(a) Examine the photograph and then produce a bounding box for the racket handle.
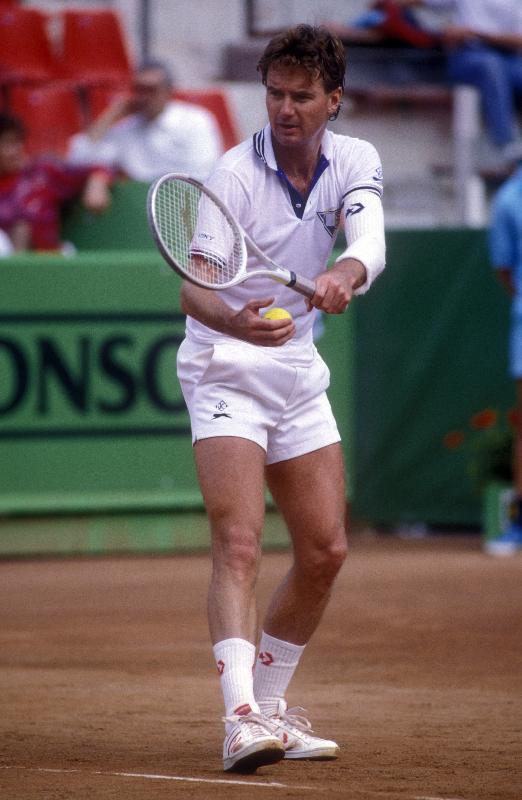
[287,271,315,298]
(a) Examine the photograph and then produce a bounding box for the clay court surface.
[1,531,521,800]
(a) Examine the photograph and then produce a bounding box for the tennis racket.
[147,173,316,298]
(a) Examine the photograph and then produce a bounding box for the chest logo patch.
[316,206,342,237]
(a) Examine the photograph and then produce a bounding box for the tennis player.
[176,24,386,772]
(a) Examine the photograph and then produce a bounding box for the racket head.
[147,173,247,290]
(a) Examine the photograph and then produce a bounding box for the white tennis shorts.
[177,337,341,465]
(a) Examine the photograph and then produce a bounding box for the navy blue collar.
[276,153,329,219]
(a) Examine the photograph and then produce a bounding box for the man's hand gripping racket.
[147,173,315,298]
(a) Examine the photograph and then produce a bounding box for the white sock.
[212,638,260,721]
[253,631,305,717]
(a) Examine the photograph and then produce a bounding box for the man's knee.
[297,526,348,588]
[212,521,262,582]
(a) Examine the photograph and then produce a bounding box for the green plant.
[467,428,512,493]
[443,406,514,494]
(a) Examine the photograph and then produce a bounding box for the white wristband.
[335,234,385,294]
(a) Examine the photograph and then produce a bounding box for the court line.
[0,765,316,790]
[414,795,469,800]
[0,767,472,797]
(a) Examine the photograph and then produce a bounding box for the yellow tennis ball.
[264,307,292,320]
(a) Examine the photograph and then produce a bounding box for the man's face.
[0,131,25,175]
[265,64,341,149]
[131,68,171,120]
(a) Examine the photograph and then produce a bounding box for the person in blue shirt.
[489,144,522,554]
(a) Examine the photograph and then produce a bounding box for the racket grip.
[287,271,315,298]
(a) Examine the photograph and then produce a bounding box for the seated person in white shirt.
[68,61,223,182]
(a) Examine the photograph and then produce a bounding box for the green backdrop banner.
[0,253,198,513]
[0,251,352,516]
[352,228,512,528]
[0,228,512,529]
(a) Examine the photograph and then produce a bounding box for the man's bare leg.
[194,436,267,645]
[194,436,285,772]
[252,443,347,759]
[264,442,348,644]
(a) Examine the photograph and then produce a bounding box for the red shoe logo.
[234,703,252,716]
[258,651,274,666]
[216,659,225,675]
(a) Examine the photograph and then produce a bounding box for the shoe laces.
[276,700,314,734]
[223,710,274,737]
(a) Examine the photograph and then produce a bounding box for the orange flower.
[443,430,465,449]
[470,409,497,430]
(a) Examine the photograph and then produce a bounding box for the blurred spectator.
[400,1,522,160]
[68,61,223,182]
[0,113,112,254]
[324,1,439,48]
[488,142,522,554]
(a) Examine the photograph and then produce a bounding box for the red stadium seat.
[9,83,85,157]
[173,89,241,151]
[0,83,7,112]
[0,7,57,84]
[58,9,132,87]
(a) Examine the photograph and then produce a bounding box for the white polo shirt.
[68,100,223,182]
[185,123,385,352]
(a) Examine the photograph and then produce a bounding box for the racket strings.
[155,180,243,287]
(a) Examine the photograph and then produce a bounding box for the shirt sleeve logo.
[345,201,365,217]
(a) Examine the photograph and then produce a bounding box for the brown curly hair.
[257,24,346,94]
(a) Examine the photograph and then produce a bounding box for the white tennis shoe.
[263,700,340,760]
[222,708,285,773]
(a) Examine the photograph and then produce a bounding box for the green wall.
[62,181,153,251]
[0,253,197,514]
[352,228,512,528]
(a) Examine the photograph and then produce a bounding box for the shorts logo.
[258,651,274,667]
[212,399,231,420]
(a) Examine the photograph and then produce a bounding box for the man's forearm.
[86,96,131,142]
[180,280,235,334]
